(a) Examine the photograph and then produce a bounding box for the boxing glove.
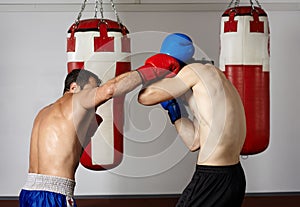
[136,53,181,84]
[160,99,188,124]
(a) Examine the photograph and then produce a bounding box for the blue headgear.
[160,33,195,63]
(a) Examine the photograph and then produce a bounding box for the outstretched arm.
[80,53,182,109]
[76,71,142,109]
[107,71,142,97]
[107,53,181,99]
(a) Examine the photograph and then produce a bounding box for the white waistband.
[23,173,76,197]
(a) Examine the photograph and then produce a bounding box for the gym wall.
[0,0,299,199]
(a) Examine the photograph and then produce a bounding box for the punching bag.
[66,1,131,170]
[219,1,270,155]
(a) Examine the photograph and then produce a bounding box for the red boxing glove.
[136,53,180,84]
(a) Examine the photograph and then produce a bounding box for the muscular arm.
[79,71,142,109]
[138,64,201,151]
[106,71,142,98]
[79,53,183,109]
[138,65,198,105]
[175,117,200,152]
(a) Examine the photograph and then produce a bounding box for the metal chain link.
[75,0,123,26]
[234,0,240,8]
[75,0,88,25]
[100,0,104,19]
[227,0,240,9]
[110,0,122,25]
[228,0,235,8]
[94,0,99,18]
[250,0,255,10]
[228,0,262,9]
[250,0,262,13]
[254,0,262,8]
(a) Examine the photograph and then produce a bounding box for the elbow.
[97,83,114,104]
[138,93,151,106]
[105,89,113,101]
[138,88,157,106]
[105,83,115,100]
[189,143,200,152]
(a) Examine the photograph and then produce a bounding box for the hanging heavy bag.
[67,0,131,170]
[219,0,270,155]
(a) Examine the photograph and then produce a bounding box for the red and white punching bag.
[219,2,270,155]
[66,3,131,170]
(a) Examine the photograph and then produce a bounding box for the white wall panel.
[0,0,136,3]
[0,0,300,3]
[0,2,299,197]
[141,0,300,3]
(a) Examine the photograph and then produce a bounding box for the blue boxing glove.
[160,99,188,124]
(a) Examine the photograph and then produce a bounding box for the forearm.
[138,77,190,106]
[175,117,200,151]
[108,71,143,97]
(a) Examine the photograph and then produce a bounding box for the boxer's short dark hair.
[63,69,101,94]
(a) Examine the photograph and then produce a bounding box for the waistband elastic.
[195,162,242,173]
[22,173,76,197]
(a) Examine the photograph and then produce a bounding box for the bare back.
[186,63,246,165]
[29,93,94,180]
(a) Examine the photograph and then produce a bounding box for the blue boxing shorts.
[176,162,246,207]
[19,173,76,207]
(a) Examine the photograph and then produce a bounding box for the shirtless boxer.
[19,60,181,206]
[138,63,247,207]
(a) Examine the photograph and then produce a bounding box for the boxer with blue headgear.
[160,33,195,64]
[136,33,195,124]
[136,33,195,84]
[154,33,195,124]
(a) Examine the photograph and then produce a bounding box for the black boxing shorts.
[176,162,246,207]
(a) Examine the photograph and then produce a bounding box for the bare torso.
[185,63,246,165]
[29,93,94,180]
[27,71,144,181]
[138,63,246,166]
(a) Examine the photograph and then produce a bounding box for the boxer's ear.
[69,82,80,93]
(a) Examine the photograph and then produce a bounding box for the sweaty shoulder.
[35,104,53,119]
